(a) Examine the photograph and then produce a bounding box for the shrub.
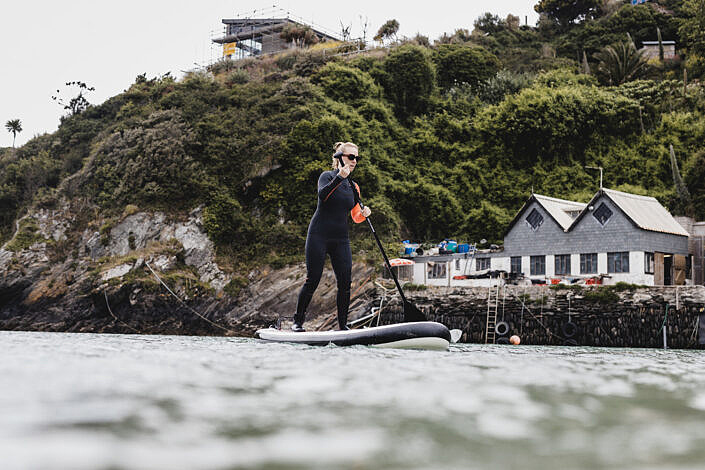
[122,204,139,218]
[5,218,44,252]
[475,70,534,104]
[475,84,641,165]
[202,192,246,244]
[433,44,500,91]
[87,110,204,209]
[224,276,248,297]
[382,45,435,120]
[225,69,250,86]
[311,63,379,103]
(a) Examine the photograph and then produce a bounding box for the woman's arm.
[318,171,344,201]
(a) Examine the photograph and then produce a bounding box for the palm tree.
[593,39,649,86]
[5,119,22,147]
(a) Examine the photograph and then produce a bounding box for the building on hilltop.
[212,17,339,59]
[406,188,702,287]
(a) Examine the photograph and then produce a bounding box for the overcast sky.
[0,1,539,147]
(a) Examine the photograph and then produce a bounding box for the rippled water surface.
[2,331,705,469]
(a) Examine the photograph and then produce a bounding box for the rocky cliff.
[0,201,376,336]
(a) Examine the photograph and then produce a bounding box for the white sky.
[0,1,538,147]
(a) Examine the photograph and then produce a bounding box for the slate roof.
[506,189,689,237]
[568,188,690,237]
[533,194,587,231]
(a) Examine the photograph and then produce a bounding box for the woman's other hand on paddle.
[362,206,371,218]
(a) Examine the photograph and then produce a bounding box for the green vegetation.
[5,218,46,252]
[583,287,621,304]
[2,1,705,280]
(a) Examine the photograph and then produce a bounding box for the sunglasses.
[343,154,361,161]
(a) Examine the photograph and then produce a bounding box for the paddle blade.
[403,301,426,322]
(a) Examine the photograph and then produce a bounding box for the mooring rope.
[145,261,235,334]
[103,290,142,334]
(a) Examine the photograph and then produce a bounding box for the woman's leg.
[295,233,327,326]
[329,238,352,330]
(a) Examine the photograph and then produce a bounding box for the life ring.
[564,338,578,346]
[496,337,510,345]
[495,321,510,336]
[562,321,577,338]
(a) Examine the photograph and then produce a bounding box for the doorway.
[664,254,673,285]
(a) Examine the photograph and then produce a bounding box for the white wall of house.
[597,252,608,274]
[409,250,667,287]
[601,250,654,286]
[493,257,510,272]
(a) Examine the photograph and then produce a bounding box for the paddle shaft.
[365,216,411,305]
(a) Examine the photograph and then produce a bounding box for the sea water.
[1,330,705,469]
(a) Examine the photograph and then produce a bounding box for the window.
[644,252,654,274]
[510,256,522,274]
[427,261,446,279]
[593,202,613,226]
[526,209,544,230]
[530,255,545,275]
[555,254,571,275]
[607,252,630,273]
[580,253,598,274]
[476,258,491,271]
[455,259,461,270]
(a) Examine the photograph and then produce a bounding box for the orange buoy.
[509,335,521,345]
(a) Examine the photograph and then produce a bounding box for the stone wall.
[378,285,705,349]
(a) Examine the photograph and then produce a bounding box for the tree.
[473,12,506,34]
[4,119,22,147]
[593,39,649,85]
[374,19,399,44]
[679,0,705,77]
[51,81,95,117]
[679,0,705,56]
[685,149,705,219]
[534,0,603,28]
[433,44,500,90]
[382,45,435,120]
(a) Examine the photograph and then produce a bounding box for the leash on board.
[104,290,142,334]
[145,261,235,335]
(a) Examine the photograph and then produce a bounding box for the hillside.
[1,0,705,333]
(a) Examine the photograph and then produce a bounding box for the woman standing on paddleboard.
[293,141,371,332]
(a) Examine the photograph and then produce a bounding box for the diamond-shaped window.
[526,208,544,230]
[593,202,613,225]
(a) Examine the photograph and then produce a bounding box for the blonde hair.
[331,141,359,169]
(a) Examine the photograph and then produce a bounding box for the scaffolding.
[211,5,342,60]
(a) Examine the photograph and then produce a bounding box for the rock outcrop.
[0,201,377,336]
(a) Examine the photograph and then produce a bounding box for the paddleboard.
[256,321,453,350]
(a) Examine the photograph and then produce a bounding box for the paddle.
[335,152,426,322]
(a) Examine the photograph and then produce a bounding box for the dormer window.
[593,202,613,226]
[526,208,544,231]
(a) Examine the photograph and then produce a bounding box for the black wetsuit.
[295,170,359,329]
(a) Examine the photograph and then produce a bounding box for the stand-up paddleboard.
[256,321,455,350]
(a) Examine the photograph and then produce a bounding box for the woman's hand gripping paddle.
[335,152,426,323]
